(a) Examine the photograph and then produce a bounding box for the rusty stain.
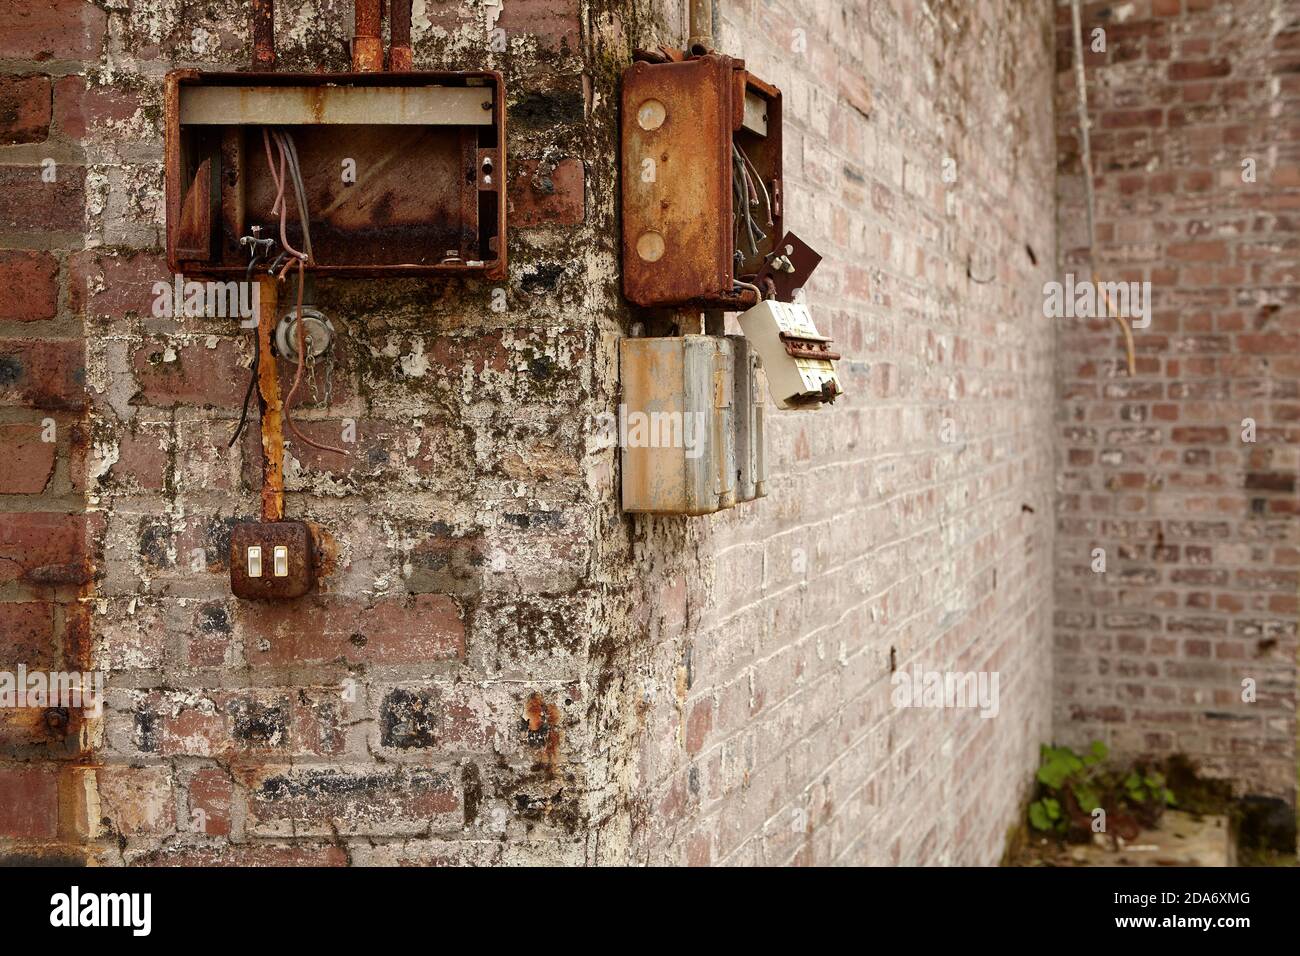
[523,692,562,771]
[251,0,276,70]
[352,0,383,72]
[255,275,284,522]
[390,0,413,71]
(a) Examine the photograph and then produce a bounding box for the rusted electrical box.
[164,70,506,277]
[620,336,737,515]
[621,54,781,309]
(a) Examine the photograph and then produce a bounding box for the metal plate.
[179,85,493,125]
[621,56,734,308]
[230,520,315,601]
[620,336,735,515]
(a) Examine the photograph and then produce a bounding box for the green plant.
[1028,741,1109,837]
[1122,766,1175,828]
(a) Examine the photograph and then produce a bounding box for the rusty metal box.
[728,334,767,503]
[620,335,735,515]
[165,70,506,278]
[621,54,782,309]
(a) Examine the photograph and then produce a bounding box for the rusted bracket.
[779,332,841,362]
[254,275,285,522]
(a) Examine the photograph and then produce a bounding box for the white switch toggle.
[247,545,263,578]
[273,545,289,577]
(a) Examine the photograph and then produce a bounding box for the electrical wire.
[1070,0,1136,377]
[229,252,265,448]
[260,127,346,457]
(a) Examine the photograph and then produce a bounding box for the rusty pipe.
[252,0,275,70]
[352,0,384,72]
[687,0,714,55]
[390,0,412,70]
[255,275,285,522]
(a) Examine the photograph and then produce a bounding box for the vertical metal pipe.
[255,276,285,522]
[352,0,384,72]
[390,0,413,70]
[687,0,714,55]
[252,0,276,70]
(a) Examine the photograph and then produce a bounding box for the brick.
[0,511,86,586]
[0,251,59,321]
[0,602,56,666]
[248,767,459,836]
[96,765,175,836]
[0,422,57,493]
[241,594,465,667]
[131,337,249,409]
[188,768,233,836]
[0,339,85,410]
[52,75,139,141]
[0,0,108,61]
[508,158,586,227]
[495,0,581,51]
[0,767,58,838]
[1168,59,1231,81]
[0,75,51,145]
[0,165,85,234]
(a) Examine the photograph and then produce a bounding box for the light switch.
[247,545,263,578]
[273,545,289,577]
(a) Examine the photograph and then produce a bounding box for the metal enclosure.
[621,54,782,309]
[729,335,768,503]
[620,336,736,515]
[164,70,506,278]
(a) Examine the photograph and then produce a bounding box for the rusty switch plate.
[230,520,315,600]
[621,55,782,309]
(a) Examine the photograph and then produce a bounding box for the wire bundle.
[238,127,346,456]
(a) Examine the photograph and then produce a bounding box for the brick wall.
[1,0,1058,866]
[1053,0,1299,804]
[607,0,1059,865]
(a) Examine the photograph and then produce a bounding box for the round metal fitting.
[274,307,334,364]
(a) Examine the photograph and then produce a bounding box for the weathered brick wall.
[1053,0,1298,804]
[607,0,1059,865]
[0,0,1058,866]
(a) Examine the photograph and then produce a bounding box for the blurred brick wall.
[1053,0,1298,804]
[0,0,1058,866]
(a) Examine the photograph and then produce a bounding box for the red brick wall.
[0,0,101,860]
[1053,0,1299,804]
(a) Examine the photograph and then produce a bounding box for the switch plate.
[229,520,315,600]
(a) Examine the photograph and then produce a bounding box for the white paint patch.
[399,339,431,378]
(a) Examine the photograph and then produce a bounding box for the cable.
[259,127,345,457]
[229,253,265,448]
[1070,0,1135,376]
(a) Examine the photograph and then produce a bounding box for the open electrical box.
[621,52,782,309]
[164,70,507,278]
